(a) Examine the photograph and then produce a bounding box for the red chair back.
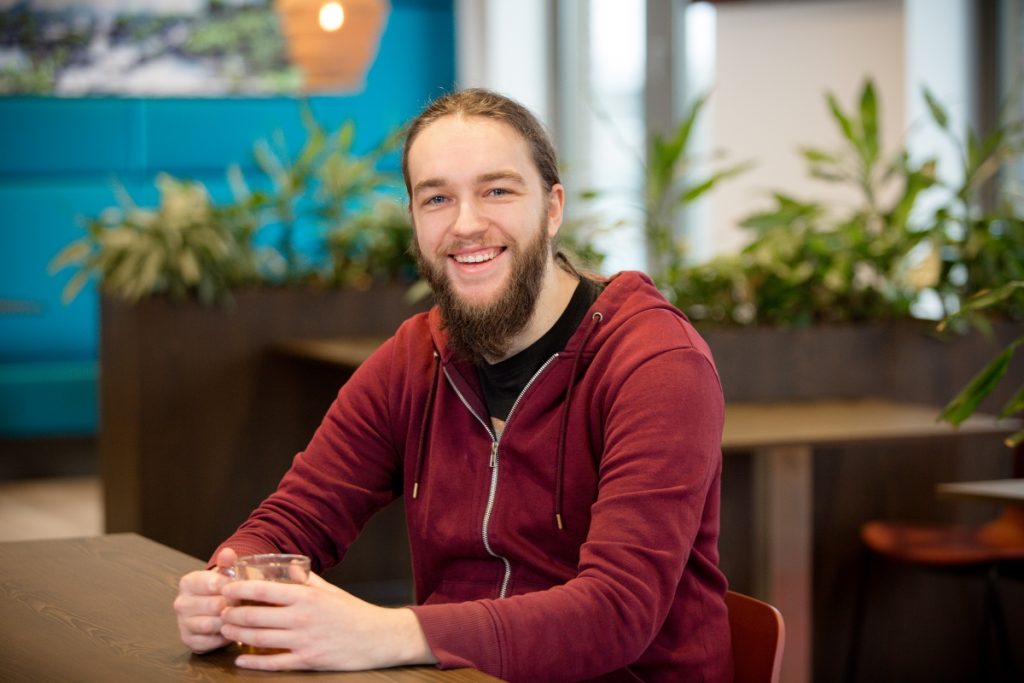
[725,590,785,683]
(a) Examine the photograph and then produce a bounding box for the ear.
[546,184,565,238]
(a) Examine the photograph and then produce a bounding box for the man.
[174,88,731,682]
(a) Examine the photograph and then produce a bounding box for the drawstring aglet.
[412,482,419,499]
[555,512,564,530]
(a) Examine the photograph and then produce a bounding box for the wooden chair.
[725,590,785,683]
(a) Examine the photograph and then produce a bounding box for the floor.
[0,476,103,542]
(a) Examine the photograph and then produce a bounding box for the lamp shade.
[275,0,390,92]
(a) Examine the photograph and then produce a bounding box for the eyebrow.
[412,170,528,196]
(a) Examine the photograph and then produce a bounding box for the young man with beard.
[174,89,731,682]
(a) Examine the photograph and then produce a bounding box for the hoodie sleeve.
[211,336,403,571]
[409,340,727,681]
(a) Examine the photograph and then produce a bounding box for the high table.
[721,400,1019,683]
[276,338,1021,683]
[0,533,499,682]
[937,478,1024,504]
[936,478,1024,549]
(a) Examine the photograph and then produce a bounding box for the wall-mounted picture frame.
[0,0,389,96]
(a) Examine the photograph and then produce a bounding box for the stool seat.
[861,511,1024,567]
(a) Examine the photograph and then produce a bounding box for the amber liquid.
[237,600,289,655]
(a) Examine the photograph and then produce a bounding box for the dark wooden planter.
[701,319,1024,407]
[100,285,428,603]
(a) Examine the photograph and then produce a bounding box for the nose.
[452,199,487,240]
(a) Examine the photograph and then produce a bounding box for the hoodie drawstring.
[412,350,440,500]
[554,310,603,531]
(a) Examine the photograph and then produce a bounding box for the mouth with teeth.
[450,247,505,265]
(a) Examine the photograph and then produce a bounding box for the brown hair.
[401,88,561,195]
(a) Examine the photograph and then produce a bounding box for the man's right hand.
[173,547,238,653]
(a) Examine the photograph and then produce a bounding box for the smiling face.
[406,114,565,361]
[407,114,564,310]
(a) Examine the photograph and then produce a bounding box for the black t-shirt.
[477,277,601,421]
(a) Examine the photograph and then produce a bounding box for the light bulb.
[319,1,344,32]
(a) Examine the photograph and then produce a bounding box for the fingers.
[175,568,232,653]
[214,547,238,571]
[177,610,230,654]
[174,593,227,618]
[181,631,231,655]
[221,578,302,606]
[235,651,303,671]
[183,613,225,637]
[304,571,333,590]
[179,569,231,597]
[221,603,294,630]
[220,623,292,655]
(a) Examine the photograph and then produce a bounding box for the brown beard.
[413,214,551,364]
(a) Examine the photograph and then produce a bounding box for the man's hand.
[173,547,238,653]
[219,572,436,671]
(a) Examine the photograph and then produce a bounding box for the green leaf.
[922,88,949,129]
[1007,428,1024,448]
[998,382,1024,420]
[677,162,752,205]
[940,342,1017,425]
[966,128,981,170]
[859,80,879,164]
[61,270,92,305]
[799,147,839,164]
[959,282,1024,316]
[827,92,856,145]
[810,169,847,183]
[49,241,91,273]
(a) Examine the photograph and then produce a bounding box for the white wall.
[455,0,552,126]
[709,0,905,255]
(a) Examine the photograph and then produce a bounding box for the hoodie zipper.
[443,353,560,599]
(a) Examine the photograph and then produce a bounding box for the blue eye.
[489,188,509,197]
[426,195,446,205]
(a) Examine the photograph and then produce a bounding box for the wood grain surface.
[0,534,498,682]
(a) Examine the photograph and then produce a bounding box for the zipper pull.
[490,441,498,468]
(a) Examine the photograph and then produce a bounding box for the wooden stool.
[845,509,1024,682]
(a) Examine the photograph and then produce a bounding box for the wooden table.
[722,400,1019,683]
[0,534,498,682]
[275,337,389,369]
[937,478,1024,504]
[937,478,1024,551]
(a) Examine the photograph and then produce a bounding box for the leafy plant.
[50,174,262,305]
[327,198,417,289]
[644,95,750,295]
[51,109,417,305]
[938,281,1024,447]
[669,79,1024,328]
[920,91,1024,320]
[235,107,405,282]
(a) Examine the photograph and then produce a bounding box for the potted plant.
[652,81,1024,407]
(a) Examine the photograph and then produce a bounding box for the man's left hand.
[219,572,436,671]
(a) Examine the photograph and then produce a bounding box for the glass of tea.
[226,553,311,655]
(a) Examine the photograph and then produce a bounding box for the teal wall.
[0,0,455,436]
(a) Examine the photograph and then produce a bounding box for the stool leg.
[984,566,1017,683]
[844,547,873,683]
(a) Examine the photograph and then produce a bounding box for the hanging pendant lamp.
[275,0,390,93]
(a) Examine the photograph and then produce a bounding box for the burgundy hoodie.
[216,271,732,682]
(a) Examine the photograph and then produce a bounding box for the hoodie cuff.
[408,601,504,677]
